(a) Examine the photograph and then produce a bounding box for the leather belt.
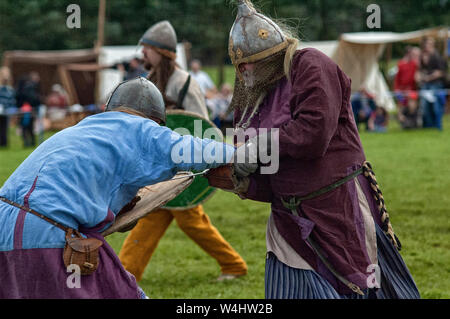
[280,168,365,296]
[0,196,69,232]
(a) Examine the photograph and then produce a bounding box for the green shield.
[163,110,222,210]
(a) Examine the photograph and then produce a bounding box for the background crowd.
[0,37,448,149]
[351,36,448,133]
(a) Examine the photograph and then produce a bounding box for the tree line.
[0,0,448,66]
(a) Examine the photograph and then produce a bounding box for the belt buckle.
[281,196,301,216]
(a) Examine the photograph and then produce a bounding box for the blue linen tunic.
[0,111,234,251]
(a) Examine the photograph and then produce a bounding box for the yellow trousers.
[119,205,247,282]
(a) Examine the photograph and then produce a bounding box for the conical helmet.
[105,77,166,124]
[139,20,177,55]
[228,1,289,70]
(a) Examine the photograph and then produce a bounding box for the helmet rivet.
[258,29,269,40]
[236,48,243,59]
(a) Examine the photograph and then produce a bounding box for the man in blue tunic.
[0,77,237,298]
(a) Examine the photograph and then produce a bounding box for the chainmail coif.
[230,49,287,115]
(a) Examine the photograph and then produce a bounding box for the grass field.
[203,65,236,88]
[1,115,449,299]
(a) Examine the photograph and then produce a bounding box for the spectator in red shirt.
[394,46,420,92]
[45,84,68,109]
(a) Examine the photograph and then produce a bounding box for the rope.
[352,88,450,100]
[362,161,402,251]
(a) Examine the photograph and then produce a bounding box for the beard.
[242,69,256,88]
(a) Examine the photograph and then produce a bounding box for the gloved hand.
[233,131,271,177]
[116,196,141,233]
[230,174,250,196]
[205,165,250,195]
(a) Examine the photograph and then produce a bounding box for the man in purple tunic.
[208,0,420,299]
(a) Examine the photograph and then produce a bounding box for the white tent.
[298,39,395,111]
[298,27,448,111]
[98,44,187,103]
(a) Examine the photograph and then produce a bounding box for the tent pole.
[95,0,106,51]
[58,65,79,106]
[94,0,106,105]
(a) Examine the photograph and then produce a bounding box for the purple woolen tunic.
[235,48,382,295]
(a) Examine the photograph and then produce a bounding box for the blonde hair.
[283,38,299,79]
[273,18,300,79]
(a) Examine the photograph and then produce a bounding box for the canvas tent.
[298,27,448,111]
[2,49,99,106]
[1,44,188,107]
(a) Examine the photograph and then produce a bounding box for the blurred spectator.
[0,66,16,147]
[15,72,41,147]
[398,91,422,129]
[416,37,448,130]
[368,106,389,133]
[45,84,68,109]
[84,103,102,114]
[189,59,217,99]
[19,102,35,147]
[122,58,148,80]
[394,46,420,93]
[16,71,41,109]
[206,83,233,130]
[393,46,423,130]
[351,88,377,131]
[45,84,69,123]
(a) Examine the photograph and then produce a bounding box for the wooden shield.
[102,172,193,237]
[162,109,223,210]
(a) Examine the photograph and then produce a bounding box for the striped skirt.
[265,223,420,299]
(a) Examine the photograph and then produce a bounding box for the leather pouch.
[63,229,103,275]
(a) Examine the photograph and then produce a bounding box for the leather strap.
[176,75,191,110]
[280,167,366,296]
[281,167,363,208]
[0,196,69,232]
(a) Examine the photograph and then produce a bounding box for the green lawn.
[203,65,236,88]
[1,115,449,299]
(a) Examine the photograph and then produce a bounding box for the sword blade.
[170,169,210,180]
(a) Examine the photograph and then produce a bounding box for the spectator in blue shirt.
[0,67,17,147]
